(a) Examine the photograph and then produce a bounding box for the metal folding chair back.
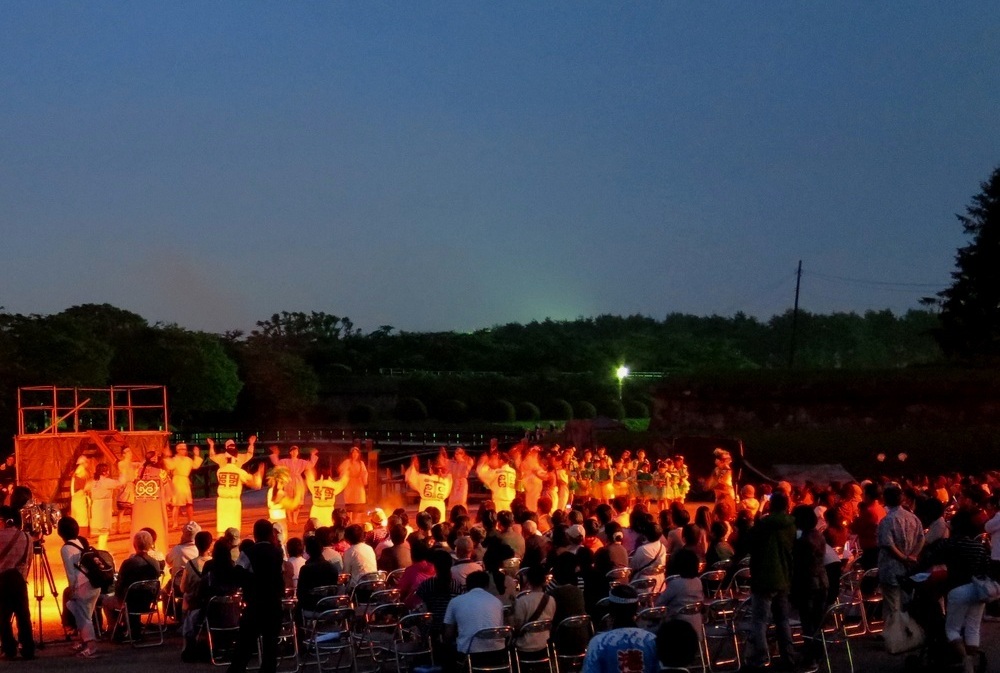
[636,606,667,632]
[392,612,434,673]
[514,619,554,673]
[203,594,243,666]
[726,568,752,600]
[112,578,165,647]
[699,570,728,600]
[630,577,657,593]
[817,601,854,673]
[386,568,407,587]
[463,626,513,673]
[552,615,593,673]
[308,608,356,673]
[606,567,632,586]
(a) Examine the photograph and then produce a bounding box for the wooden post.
[365,439,379,505]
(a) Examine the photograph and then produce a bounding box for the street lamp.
[615,365,629,401]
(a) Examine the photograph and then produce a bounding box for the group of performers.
[63,437,729,551]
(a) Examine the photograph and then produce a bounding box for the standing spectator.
[852,483,886,570]
[938,509,991,671]
[581,585,659,673]
[57,516,98,658]
[228,520,285,673]
[744,492,797,672]
[877,483,924,647]
[342,524,377,586]
[0,508,33,660]
[444,571,505,653]
[791,505,828,673]
[548,552,587,655]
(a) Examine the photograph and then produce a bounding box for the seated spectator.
[415,550,462,638]
[631,523,667,590]
[444,571,505,654]
[283,537,306,591]
[342,524,377,586]
[180,531,214,613]
[509,565,556,654]
[581,585,658,673]
[482,542,518,604]
[451,536,483,589]
[104,530,163,639]
[548,552,587,653]
[296,536,341,619]
[398,537,435,609]
[603,523,629,568]
[378,523,412,572]
[656,619,701,672]
[656,548,704,626]
[182,539,246,660]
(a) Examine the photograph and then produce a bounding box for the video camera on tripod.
[20,502,62,538]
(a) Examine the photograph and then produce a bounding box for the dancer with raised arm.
[212,443,265,535]
[405,450,453,520]
[163,442,203,530]
[447,447,474,511]
[476,450,517,514]
[268,445,317,527]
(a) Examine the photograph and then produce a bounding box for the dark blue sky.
[2,3,997,333]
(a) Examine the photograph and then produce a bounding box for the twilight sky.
[1,3,998,334]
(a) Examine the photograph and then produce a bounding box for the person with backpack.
[58,516,101,658]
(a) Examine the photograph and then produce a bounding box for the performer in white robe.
[305,464,346,525]
[476,452,517,514]
[207,435,256,468]
[212,447,264,535]
[519,447,547,513]
[337,447,368,513]
[163,442,203,529]
[83,463,125,549]
[405,451,453,520]
[447,447,475,511]
[268,445,318,526]
[116,446,141,534]
[70,456,92,535]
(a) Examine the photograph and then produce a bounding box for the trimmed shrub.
[598,399,626,420]
[516,401,541,422]
[625,400,650,419]
[487,399,517,423]
[573,400,597,420]
[394,397,428,422]
[544,398,574,421]
[347,403,376,424]
[436,399,469,423]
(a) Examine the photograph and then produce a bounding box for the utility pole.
[788,260,802,368]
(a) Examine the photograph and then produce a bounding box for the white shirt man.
[444,571,505,653]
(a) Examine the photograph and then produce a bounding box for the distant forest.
[0,304,943,441]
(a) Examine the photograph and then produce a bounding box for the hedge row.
[347,397,650,424]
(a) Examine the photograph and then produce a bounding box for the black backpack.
[69,541,116,591]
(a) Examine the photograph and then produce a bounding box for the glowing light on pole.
[616,365,629,401]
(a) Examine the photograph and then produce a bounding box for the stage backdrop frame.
[14,386,170,507]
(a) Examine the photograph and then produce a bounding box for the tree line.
[0,303,944,440]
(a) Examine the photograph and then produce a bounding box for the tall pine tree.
[935,165,1000,361]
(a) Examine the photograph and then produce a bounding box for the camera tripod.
[30,538,62,648]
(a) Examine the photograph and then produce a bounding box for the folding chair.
[606,567,631,586]
[203,594,244,666]
[111,579,165,647]
[816,601,854,673]
[461,626,513,673]
[699,570,729,600]
[271,597,300,673]
[392,612,434,673]
[351,579,388,616]
[636,606,667,632]
[726,568,751,600]
[354,602,408,661]
[513,620,554,673]
[702,598,741,671]
[552,616,593,673]
[860,568,883,634]
[386,568,407,587]
[165,567,185,623]
[677,603,707,673]
[502,557,522,578]
[629,577,657,594]
[306,608,356,673]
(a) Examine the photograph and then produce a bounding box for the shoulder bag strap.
[526,592,551,624]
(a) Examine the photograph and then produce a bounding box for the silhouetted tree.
[935,165,1000,361]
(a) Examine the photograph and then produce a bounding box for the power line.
[803,270,944,289]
